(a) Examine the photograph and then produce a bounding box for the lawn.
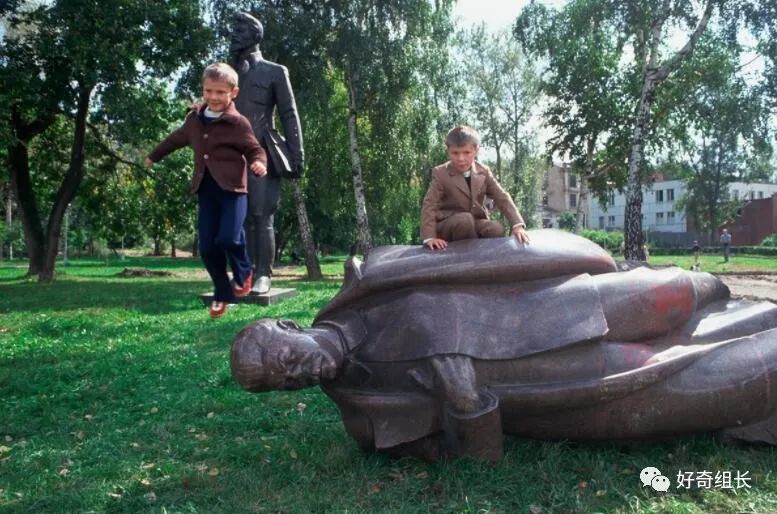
[650,254,777,273]
[2,256,777,513]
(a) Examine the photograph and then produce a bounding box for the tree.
[668,36,773,241]
[1,0,210,280]
[516,0,776,260]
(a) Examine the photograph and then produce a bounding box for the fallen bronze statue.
[231,230,777,462]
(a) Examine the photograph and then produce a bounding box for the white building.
[588,180,777,232]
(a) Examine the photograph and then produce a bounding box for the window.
[759,191,764,199]
[598,216,605,229]
[733,190,739,200]
[667,211,676,224]
[542,194,548,206]
[656,212,665,224]
[608,192,615,207]
[655,190,664,202]
[543,218,552,228]
[569,193,577,208]
[667,188,674,201]
[750,191,756,200]
[607,215,615,227]
[569,173,577,188]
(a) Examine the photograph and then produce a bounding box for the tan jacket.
[421,161,524,240]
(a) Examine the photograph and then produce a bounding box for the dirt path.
[717,274,777,303]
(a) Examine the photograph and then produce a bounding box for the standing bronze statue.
[230,12,304,294]
[231,230,777,462]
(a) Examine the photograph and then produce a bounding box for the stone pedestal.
[200,288,297,307]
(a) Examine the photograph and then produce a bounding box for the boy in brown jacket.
[146,62,267,318]
[421,126,530,250]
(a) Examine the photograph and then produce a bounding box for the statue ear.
[278,319,301,331]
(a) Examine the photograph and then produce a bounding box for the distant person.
[691,240,701,271]
[421,126,529,251]
[146,63,267,318]
[720,229,733,262]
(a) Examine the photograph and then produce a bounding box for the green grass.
[649,254,777,273]
[2,257,777,513]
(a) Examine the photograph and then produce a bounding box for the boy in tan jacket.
[421,126,529,250]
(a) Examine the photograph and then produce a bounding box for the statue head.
[230,12,264,54]
[231,319,341,392]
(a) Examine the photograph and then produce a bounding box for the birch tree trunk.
[346,75,371,255]
[623,2,714,260]
[291,179,323,280]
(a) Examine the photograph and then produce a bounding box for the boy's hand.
[512,226,530,244]
[250,161,267,176]
[144,157,153,168]
[424,238,448,251]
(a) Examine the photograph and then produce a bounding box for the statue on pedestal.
[230,12,304,294]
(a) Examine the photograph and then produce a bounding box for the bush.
[580,229,624,252]
[761,234,777,247]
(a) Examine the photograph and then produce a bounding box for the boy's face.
[447,144,478,173]
[202,77,239,112]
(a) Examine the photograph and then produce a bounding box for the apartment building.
[588,179,777,233]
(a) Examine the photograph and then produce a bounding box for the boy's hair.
[446,125,480,147]
[202,62,239,89]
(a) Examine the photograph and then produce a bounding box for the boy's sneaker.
[233,271,252,297]
[210,301,227,318]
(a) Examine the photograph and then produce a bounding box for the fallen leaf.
[578,481,588,490]
[296,402,307,413]
[138,419,145,426]
[596,490,606,497]
[207,467,219,476]
[144,492,157,503]
[529,506,542,514]
[130,442,140,448]
[0,446,11,454]
[141,462,155,469]
[140,479,151,487]
[415,472,428,479]
[107,492,122,499]
[195,433,208,441]
[370,484,381,493]
[289,450,298,459]
[84,414,93,421]
[75,431,86,440]
[4,436,12,442]
[196,464,208,472]
[149,407,159,414]
[206,412,215,418]
[188,428,197,433]
[58,468,69,476]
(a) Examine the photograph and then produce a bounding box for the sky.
[453,0,566,30]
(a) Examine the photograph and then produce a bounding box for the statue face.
[232,319,339,391]
[230,19,259,54]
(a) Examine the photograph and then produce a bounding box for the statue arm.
[430,355,504,462]
[274,66,304,168]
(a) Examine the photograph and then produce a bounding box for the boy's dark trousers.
[197,171,252,302]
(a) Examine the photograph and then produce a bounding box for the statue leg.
[246,174,281,291]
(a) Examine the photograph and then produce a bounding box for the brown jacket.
[421,161,524,240]
[148,102,266,194]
